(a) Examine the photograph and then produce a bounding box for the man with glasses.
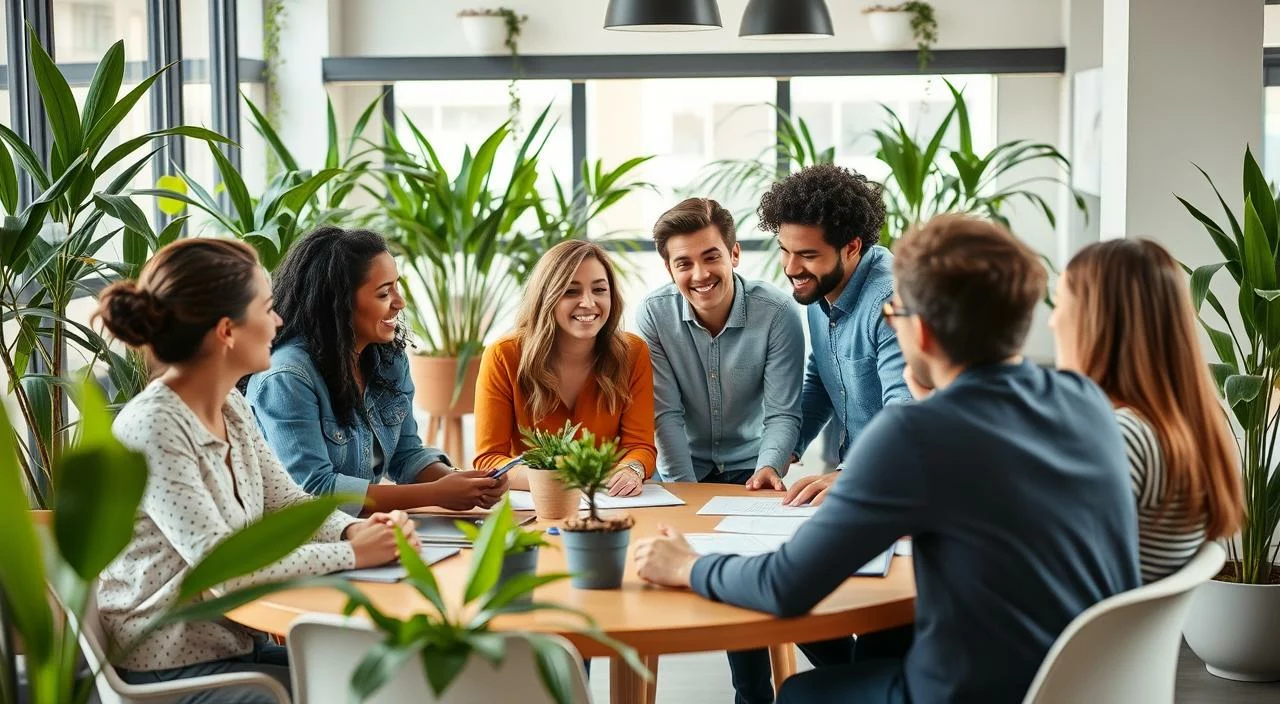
[761,164,912,508]
[635,214,1140,703]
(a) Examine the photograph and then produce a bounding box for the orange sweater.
[473,332,657,482]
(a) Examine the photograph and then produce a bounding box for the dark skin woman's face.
[352,252,404,352]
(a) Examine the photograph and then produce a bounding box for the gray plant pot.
[1183,577,1280,681]
[562,528,631,590]
[498,548,540,604]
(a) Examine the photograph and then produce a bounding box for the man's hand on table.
[782,473,836,507]
[634,525,699,589]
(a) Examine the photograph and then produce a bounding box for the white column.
[1100,0,1262,268]
[275,0,340,170]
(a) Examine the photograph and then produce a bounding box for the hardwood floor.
[586,641,1280,702]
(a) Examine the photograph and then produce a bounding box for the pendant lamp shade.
[740,0,834,39]
[604,0,723,32]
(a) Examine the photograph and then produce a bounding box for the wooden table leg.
[610,655,658,704]
[769,643,797,695]
[443,416,464,468]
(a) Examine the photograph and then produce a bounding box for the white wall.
[338,0,1063,57]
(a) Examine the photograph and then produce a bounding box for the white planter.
[459,15,508,55]
[1183,577,1280,681]
[866,11,913,48]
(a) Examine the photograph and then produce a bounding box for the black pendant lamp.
[740,0,834,39]
[604,0,723,32]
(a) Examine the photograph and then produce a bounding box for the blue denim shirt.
[637,274,805,483]
[245,340,449,504]
[795,245,911,460]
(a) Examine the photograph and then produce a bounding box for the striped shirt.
[1116,407,1206,583]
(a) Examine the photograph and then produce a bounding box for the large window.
[1266,86,1280,180]
[394,79,574,196]
[792,75,996,183]
[587,77,777,240]
[53,0,148,62]
[1,1,10,134]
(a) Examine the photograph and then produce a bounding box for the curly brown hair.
[757,164,886,252]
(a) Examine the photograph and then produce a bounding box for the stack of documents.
[694,495,893,577]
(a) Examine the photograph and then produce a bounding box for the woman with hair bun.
[96,238,414,700]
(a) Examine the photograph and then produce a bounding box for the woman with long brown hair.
[1050,238,1243,582]
[473,239,657,496]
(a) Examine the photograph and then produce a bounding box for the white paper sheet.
[696,496,820,517]
[714,516,810,536]
[337,546,460,583]
[688,534,894,577]
[506,485,686,512]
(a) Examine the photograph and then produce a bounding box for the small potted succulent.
[863,2,938,70]
[455,494,552,604]
[554,431,635,590]
[520,422,582,521]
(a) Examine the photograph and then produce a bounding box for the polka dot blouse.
[97,380,359,672]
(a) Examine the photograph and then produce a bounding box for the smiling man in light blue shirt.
[636,197,804,488]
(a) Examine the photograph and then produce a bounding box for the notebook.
[337,546,461,583]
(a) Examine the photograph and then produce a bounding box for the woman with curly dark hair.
[246,227,505,514]
[761,164,912,508]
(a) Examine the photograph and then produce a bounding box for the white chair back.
[1022,542,1226,704]
[287,613,592,704]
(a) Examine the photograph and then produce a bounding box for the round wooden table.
[226,483,916,704]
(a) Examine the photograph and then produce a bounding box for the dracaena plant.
[339,495,649,703]
[1178,146,1280,584]
[0,28,228,507]
[0,379,362,704]
[553,431,628,526]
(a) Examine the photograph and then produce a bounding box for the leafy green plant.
[455,495,552,555]
[339,496,649,703]
[520,421,581,471]
[875,79,1086,250]
[0,379,359,704]
[1178,146,1280,585]
[553,431,628,527]
[0,29,227,506]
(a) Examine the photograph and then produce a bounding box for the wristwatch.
[623,460,645,481]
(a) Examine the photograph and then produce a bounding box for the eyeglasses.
[881,301,914,322]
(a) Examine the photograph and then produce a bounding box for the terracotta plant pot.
[408,355,482,417]
[526,470,579,521]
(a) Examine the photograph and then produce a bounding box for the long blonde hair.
[1064,239,1243,539]
[514,240,632,422]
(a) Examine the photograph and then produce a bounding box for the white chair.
[286,613,592,704]
[59,585,290,704]
[1022,542,1226,704]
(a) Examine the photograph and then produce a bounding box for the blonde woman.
[1050,238,1244,583]
[474,240,656,496]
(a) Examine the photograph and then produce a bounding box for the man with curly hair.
[759,164,911,508]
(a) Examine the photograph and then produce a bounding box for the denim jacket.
[795,245,911,460]
[245,340,449,503]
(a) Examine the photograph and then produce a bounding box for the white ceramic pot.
[866,11,913,48]
[459,15,509,55]
[1182,577,1280,681]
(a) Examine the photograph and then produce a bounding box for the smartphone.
[489,455,524,479]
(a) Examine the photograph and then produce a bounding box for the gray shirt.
[636,274,805,482]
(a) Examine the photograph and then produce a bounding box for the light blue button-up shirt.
[637,274,805,483]
[795,245,911,461]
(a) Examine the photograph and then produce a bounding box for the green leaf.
[1201,323,1239,370]
[421,646,471,698]
[526,634,581,704]
[1208,363,1235,396]
[83,62,172,153]
[243,95,300,172]
[1225,374,1266,407]
[1244,147,1278,250]
[325,97,340,170]
[1189,262,1226,313]
[0,121,51,190]
[1242,196,1277,290]
[349,640,422,703]
[0,401,54,662]
[0,140,18,214]
[394,527,447,617]
[81,41,125,131]
[480,572,572,613]
[177,494,352,601]
[464,497,513,603]
[28,26,83,162]
[209,141,255,229]
[52,380,148,580]
[1255,288,1280,302]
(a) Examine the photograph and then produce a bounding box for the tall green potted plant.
[0,29,227,506]
[1178,147,1280,681]
[554,431,633,590]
